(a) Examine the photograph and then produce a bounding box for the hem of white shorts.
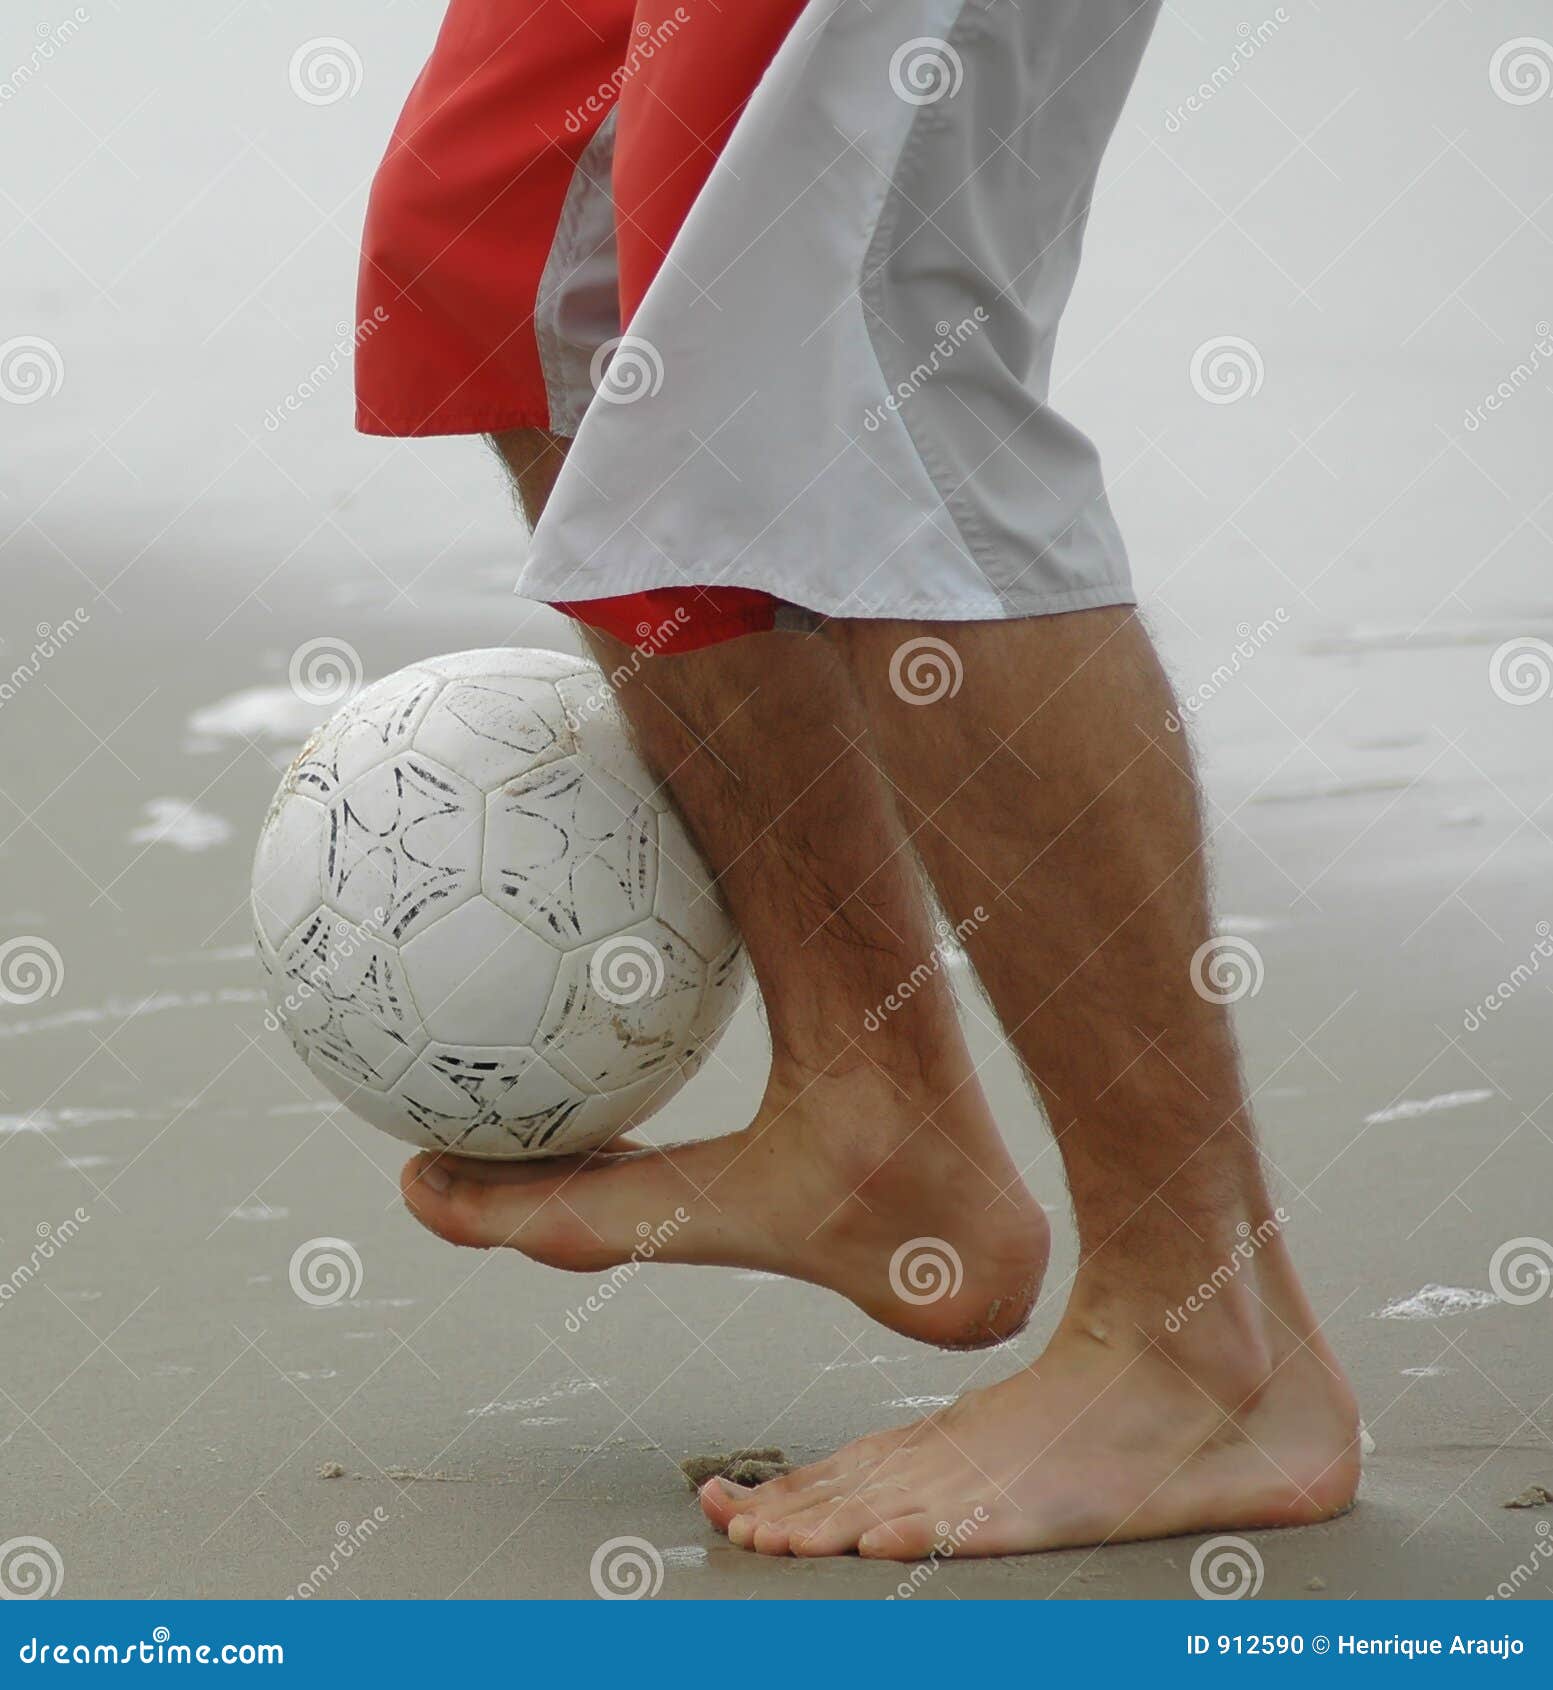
[518,567,1137,624]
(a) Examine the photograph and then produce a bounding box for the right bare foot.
[400,1065,1048,1350]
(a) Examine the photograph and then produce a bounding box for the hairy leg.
[401,432,1048,1347]
[704,608,1359,1555]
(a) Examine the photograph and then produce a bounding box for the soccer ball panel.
[399,895,561,1047]
[391,1043,590,1157]
[257,649,747,1159]
[693,937,750,1047]
[552,672,662,807]
[290,667,442,801]
[483,755,657,947]
[412,677,577,789]
[278,910,423,1090]
[325,753,484,943]
[537,919,706,1094]
[252,791,327,951]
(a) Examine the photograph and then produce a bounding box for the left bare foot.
[699,1270,1361,1559]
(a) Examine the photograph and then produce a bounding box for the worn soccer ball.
[252,648,747,1159]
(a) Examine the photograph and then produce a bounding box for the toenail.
[712,1477,746,1500]
[419,1164,451,1194]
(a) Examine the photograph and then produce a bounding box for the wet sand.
[3,0,1549,1601]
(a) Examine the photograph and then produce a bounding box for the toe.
[857,1513,943,1561]
[784,1495,893,1557]
[698,1476,765,1531]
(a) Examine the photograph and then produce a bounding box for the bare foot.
[399,1066,1049,1351]
[699,1261,1360,1558]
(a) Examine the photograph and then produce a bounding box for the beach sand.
[1,0,1548,1601]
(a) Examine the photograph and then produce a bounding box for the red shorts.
[356,0,808,652]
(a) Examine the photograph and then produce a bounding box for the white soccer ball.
[251,648,747,1159]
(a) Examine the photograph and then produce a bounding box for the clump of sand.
[680,1448,792,1490]
[1503,1485,1553,1509]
